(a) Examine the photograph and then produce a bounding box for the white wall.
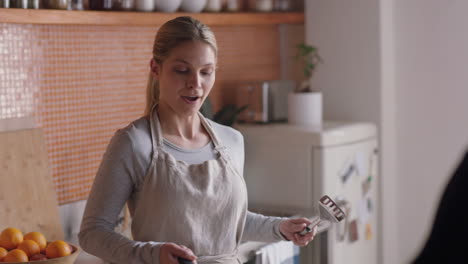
[306,0,381,125]
[307,0,468,263]
[394,0,468,262]
[306,0,397,263]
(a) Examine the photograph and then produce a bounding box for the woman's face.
[152,40,216,116]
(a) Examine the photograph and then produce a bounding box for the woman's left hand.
[279,218,317,247]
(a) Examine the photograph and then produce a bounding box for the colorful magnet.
[365,223,373,240]
[349,219,359,242]
[340,163,355,183]
[362,179,371,196]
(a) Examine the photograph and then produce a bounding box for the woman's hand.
[279,218,317,247]
[159,243,197,264]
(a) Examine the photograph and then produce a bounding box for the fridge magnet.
[340,162,355,184]
[349,219,359,242]
[365,223,372,240]
[362,178,371,196]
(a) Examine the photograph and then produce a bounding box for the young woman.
[79,16,317,264]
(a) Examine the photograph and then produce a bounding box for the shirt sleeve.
[78,129,164,264]
[241,211,288,243]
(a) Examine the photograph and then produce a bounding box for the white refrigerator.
[236,122,378,264]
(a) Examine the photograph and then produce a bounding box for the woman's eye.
[175,69,189,74]
[201,71,213,76]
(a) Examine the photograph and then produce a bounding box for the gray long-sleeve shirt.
[79,116,286,264]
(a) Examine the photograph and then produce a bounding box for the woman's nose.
[187,73,201,89]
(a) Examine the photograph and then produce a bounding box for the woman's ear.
[150,59,160,79]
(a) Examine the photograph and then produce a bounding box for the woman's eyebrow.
[173,59,214,67]
[174,59,190,64]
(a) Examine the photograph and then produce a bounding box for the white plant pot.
[287,92,323,128]
[154,0,181,12]
[180,0,207,12]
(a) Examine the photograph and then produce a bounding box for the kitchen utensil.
[299,195,346,235]
[0,128,64,241]
[319,195,346,222]
[178,257,194,264]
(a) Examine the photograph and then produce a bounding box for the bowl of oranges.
[0,227,80,263]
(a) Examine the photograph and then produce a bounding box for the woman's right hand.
[159,243,198,264]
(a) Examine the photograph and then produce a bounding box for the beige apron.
[128,107,248,264]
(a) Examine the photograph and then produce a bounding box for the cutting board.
[0,128,64,240]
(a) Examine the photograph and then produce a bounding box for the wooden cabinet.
[0,9,304,26]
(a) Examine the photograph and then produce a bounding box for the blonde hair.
[145,16,218,116]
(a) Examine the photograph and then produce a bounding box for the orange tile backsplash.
[0,22,283,204]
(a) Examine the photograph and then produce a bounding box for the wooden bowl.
[3,243,80,264]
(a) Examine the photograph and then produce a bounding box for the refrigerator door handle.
[335,196,351,242]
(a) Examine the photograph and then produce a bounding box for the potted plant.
[200,98,248,127]
[288,42,324,128]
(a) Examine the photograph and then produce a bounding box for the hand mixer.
[299,195,347,236]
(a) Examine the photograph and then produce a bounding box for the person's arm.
[78,129,163,264]
[241,211,288,243]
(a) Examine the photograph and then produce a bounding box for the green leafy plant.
[295,43,323,92]
[199,97,214,119]
[213,104,249,127]
[200,98,248,127]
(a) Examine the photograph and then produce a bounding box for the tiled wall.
[1,24,152,204]
[1,22,302,204]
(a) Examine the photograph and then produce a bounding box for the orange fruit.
[45,240,71,259]
[24,231,47,251]
[30,253,48,261]
[3,249,29,262]
[17,239,41,257]
[0,227,23,250]
[0,247,8,261]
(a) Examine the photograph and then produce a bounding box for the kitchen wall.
[0,22,293,205]
[305,0,390,261]
[394,0,468,262]
[307,0,468,263]
[0,21,304,245]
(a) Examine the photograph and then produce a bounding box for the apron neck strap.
[149,104,163,151]
[198,112,222,148]
[149,105,223,151]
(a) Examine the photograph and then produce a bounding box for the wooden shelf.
[0,8,304,26]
